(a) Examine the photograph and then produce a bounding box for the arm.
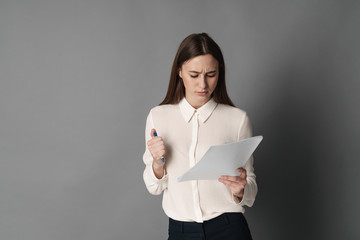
[237,114,258,206]
[218,114,258,206]
[142,111,168,195]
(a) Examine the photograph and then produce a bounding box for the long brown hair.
[160,33,234,107]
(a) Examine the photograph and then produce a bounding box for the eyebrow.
[189,70,217,74]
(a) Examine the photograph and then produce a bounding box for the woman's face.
[179,54,219,109]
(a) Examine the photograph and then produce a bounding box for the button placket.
[189,112,203,222]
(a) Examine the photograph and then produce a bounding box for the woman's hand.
[147,129,166,179]
[218,168,247,201]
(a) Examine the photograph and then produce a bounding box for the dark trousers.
[168,213,252,240]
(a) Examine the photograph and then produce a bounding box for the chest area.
[155,114,239,152]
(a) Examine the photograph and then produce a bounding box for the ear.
[178,68,183,79]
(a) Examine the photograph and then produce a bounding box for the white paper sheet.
[177,136,263,182]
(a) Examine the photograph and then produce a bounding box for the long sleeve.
[142,110,168,195]
[237,114,258,207]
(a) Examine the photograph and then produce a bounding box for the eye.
[190,75,198,78]
[207,74,216,78]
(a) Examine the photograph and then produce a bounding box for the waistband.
[169,213,245,233]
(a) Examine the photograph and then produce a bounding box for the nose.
[199,75,207,89]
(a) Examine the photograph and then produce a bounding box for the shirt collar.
[179,98,218,123]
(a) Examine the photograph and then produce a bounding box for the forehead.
[182,54,218,70]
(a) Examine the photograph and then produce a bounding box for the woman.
[143,33,257,240]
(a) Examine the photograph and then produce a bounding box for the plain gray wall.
[1,0,359,239]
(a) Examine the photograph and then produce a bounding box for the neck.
[185,97,210,109]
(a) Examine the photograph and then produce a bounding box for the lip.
[196,91,208,96]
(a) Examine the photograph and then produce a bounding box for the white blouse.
[143,98,257,223]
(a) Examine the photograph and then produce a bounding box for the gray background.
[1,0,359,239]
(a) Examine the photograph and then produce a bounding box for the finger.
[148,144,165,158]
[219,178,246,192]
[150,129,156,138]
[220,175,241,182]
[219,176,247,186]
[156,149,166,157]
[218,178,245,192]
[148,137,164,147]
[237,168,247,179]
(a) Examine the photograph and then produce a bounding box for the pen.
[153,131,165,163]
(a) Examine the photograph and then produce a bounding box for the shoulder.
[148,103,180,117]
[216,103,248,118]
[216,104,252,138]
[215,104,250,128]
